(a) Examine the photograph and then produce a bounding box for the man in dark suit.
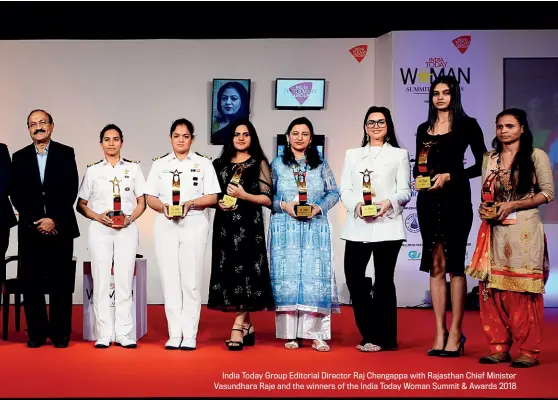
[11,109,80,348]
[0,143,17,284]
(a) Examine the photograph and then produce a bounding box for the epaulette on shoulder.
[87,160,103,168]
[152,152,170,161]
[123,158,140,164]
[195,151,212,160]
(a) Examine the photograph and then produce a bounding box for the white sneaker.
[95,337,111,348]
[180,338,196,350]
[115,335,137,349]
[165,337,182,350]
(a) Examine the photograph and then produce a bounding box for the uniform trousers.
[479,281,544,360]
[88,220,138,339]
[153,214,209,342]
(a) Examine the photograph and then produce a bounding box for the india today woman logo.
[349,44,368,63]
[288,82,314,105]
[452,35,471,54]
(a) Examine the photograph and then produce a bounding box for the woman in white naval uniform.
[340,106,411,352]
[145,118,220,350]
[77,124,147,349]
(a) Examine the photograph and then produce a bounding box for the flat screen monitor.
[274,78,326,110]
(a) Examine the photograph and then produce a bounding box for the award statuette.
[222,165,244,208]
[360,169,377,217]
[481,169,498,220]
[109,176,125,227]
[292,162,312,218]
[168,169,184,217]
[416,141,435,190]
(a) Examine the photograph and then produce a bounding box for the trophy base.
[415,176,431,190]
[483,206,498,220]
[295,204,313,218]
[168,204,184,218]
[222,195,238,208]
[361,204,378,217]
[109,211,125,227]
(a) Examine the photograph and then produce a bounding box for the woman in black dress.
[413,75,487,357]
[208,119,275,351]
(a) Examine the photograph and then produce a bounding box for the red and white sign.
[452,35,471,54]
[349,44,368,63]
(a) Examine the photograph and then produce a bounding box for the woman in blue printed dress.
[269,116,340,352]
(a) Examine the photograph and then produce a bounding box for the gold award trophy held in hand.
[294,167,312,218]
[416,141,435,190]
[168,169,184,217]
[222,165,245,209]
[109,176,125,227]
[360,169,377,217]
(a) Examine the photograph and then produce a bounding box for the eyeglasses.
[29,120,50,129]
[365,120,386,128]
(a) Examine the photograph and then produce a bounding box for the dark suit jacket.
[11,140,80,239]
[0,143,17,231]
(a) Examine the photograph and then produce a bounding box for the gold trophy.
[109,177,125,227]
[293,165,312,218]
[481,169,498,219]
[168,169,184,217]
[222,165,244,208]
[360,169,377,217]
[416,141,434,190]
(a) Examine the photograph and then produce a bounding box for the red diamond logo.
[349,44,368,63]
[452,35,471,54]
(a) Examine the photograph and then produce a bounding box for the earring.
[385,136,390,142]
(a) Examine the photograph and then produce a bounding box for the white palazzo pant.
[275,311,331,340]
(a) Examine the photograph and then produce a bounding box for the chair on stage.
[1,255,77,340]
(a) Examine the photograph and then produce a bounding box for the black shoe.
[52,340,69,348]
[479,353,511,364]
[427,332,449,356]
[27,340,46,348]
[510,359,539,368]
[440,334,466,357]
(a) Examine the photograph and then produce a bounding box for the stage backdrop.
[2,31,557,307]
[388,29,558,307]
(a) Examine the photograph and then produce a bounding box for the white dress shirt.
[144,151,221,216]
[78,157,146,215]
[340,143,411,242]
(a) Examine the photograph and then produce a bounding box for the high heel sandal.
[440,334,466,357]
[243,324,255,346]
[225,324,245,351]
[427,332,449,356]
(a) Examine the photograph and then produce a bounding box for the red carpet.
[0,305,556,398]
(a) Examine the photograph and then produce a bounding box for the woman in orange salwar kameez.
[466,108,555,368]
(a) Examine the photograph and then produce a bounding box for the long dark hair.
[427,75,468,130]
[492,108,535,198]
[361,106,401,148]
[281,117,322,170]
[217,118,269,165]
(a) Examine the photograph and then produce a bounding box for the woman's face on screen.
[220,88,241,117]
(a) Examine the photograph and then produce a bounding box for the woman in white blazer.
[340,106,411,352]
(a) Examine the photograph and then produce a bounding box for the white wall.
[0,38,376,305]
[390,30,558,307]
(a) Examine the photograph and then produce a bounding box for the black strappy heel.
[243,324,255,346]
[226,324,245,351]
